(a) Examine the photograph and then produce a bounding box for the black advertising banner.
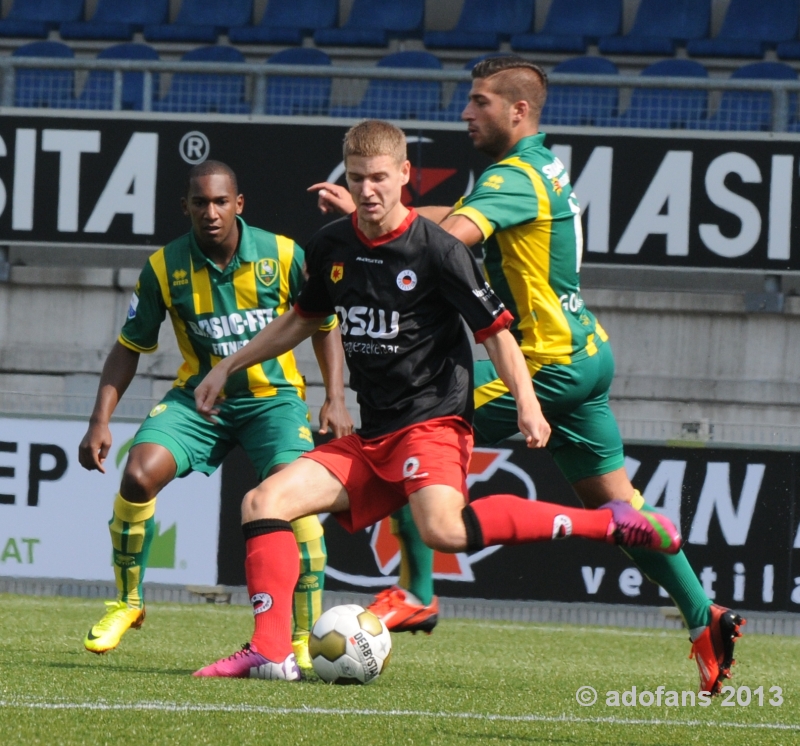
[1,113,800,270]
[220,442,800,612]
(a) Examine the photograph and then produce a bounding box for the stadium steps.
[2,576,798,636]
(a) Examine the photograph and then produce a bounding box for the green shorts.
[472,340,624,484]
[132,387,314,481]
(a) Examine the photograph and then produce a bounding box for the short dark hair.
[186,160,239,195]
[471,56,548,116]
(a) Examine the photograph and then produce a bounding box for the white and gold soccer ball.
[309,604,392,684]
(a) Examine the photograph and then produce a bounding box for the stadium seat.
[229,0,337,45]
[329,51,441,120]
[437,53,506,121]
[314,0,424,47]
[154,46,250,114]
[598,0,710,56]
[0,0,83,39]
[265,48,331,116]
[144,0,252,44]
[612,59,708,129]
[540,56,618,126]
[702,62,797,131]
[424,0,534,51]
[75,44,159,111]
[510,0,621,54]
[687,0,797,58]
[60,0,169,41]
[12,41,75,108]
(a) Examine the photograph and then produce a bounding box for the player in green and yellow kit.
[79,161,352,672]
[312,57,744,694]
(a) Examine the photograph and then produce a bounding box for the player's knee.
[416,520,466,553]
[241,482,290,522]
[120,462,157,503]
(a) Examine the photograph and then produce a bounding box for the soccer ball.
[309,604,392,684]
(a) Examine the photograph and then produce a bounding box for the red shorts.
[302,416,473,533]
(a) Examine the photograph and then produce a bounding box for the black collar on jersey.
[351,208,418,249]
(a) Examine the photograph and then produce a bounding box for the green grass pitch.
[1,594,799,745]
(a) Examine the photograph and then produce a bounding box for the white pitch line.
[1,700,798,730]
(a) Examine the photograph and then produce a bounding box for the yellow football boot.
[292,635,313,671]
[84,600,145,654]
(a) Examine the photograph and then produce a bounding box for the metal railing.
[2,56,800,131]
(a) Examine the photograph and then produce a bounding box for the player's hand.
[319,395,354,439]
[78,422,113,473]
[308,182,356,216]
[194,365,228,424]
[518,405,551,449]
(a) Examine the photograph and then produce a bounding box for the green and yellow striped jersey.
[453,133,607,366]
[120,216,335,399]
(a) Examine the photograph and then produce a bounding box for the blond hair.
[343,119,407,163]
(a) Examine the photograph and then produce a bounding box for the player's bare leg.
[84,444,176,654]
[194,458,348,679]
[572,467,745,695]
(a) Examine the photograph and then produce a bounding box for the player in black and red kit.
[191,120,681,680]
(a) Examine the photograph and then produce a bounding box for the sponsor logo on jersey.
[331,262,344,283]
[251,592,273,615]
[127,292,139,320]
[336,306,400,339]
[172,268,189,286]
[482,174,504,190]
[256,258,279,287]
[356,256,383,264]
[149,403,167,418]
[396,269,417,291]
[188,309,274,340]
[298,426,313,444]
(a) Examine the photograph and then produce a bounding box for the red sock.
[244,522,299,662]
[465,494,611,548]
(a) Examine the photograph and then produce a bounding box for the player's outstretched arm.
[195,308,321,417]
[308,182,356,216]
[482,329,550,448]
[78,342,140,473]
[311,325,354,438]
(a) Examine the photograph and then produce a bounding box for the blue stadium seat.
[424,0,534,51]
[599,0,710,56]
[540,56,618,126]
[229,0,337,45]
[314,0,424,47]
[154,46,250,114]
[265,48,331,115]
[612,59,708,129]
[75,44,159,111]
[0,0,83,39]
[144,0,252,43]
[687,0,797,58]
[511,0,621,54]
[437,53,507,121]
[702,62,797,131]
[330,51,441,120]
[61,0,169,41]
[13,41,75,108]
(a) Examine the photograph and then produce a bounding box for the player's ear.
[236,194,244,215]
[399,159,411,185]
[181,196,189,216]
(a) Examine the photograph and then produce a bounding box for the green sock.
[624,500,711,630]
[109,493,156,610]
[393,503,434,606]
[292,534,327,638]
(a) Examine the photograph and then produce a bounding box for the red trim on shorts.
[474,309,514,344]
[293,302,330,319]
[351,208,418,249]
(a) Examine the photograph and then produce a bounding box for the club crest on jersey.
[331,262,344,283]
[396,269,417,291]
[256,258,278,287]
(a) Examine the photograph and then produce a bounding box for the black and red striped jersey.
[296,209,512,438]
